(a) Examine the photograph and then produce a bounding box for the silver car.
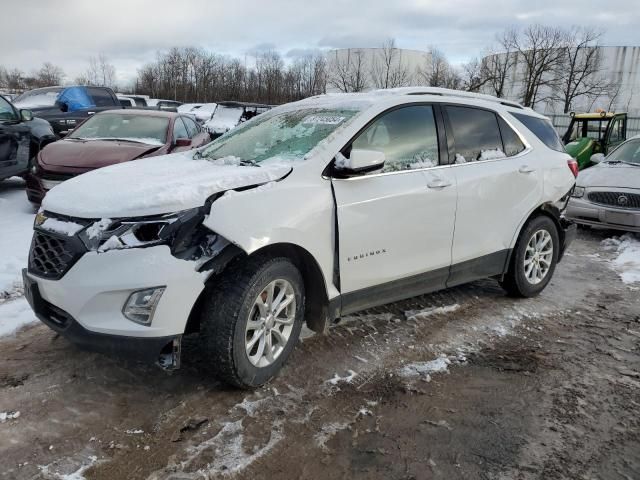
[566,136,640,232]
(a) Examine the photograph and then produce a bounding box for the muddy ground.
[0,228,639,480]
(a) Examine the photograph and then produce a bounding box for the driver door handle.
[427,179,452,189]
[519,165,535,174]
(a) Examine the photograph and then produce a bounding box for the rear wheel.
[500,215,559,297]
[199,255,305,388]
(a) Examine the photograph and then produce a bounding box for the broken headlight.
[79,208,207,253]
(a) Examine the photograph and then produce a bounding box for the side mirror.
[55,100,69,113]
[175,138,192,148]
[335,149,385,176]
[20,109,33,122]
[590,153,605,164]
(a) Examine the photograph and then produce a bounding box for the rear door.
[0,96,31,179]
[443,105,541,285]
[331,104,458,313]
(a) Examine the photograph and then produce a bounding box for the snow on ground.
[0,178,35,297]
[400,356,451,379]
[0,179,38,335]
[602,234,640,284]
[0,298,37,336]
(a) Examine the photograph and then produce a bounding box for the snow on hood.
[577,162,640,189]
[42,151,292,218]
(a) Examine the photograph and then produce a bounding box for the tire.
[199,255,305,388]
[500,215,559,298]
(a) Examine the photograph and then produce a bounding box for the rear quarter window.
[512,113,565,152]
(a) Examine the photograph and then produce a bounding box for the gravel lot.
[0,178,639,479]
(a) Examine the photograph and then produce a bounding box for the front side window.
[0,96,17,121]
[512,112,565,152]
[173,117,189,140]
[67,113,169,145]
[350,105,439,172]
[88,87,115,107]
[182,116,199,138]
[608,118,625,144]
[201,108,359,164]
[446,106,503,162]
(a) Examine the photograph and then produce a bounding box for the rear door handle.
[519,165,535,174]
[427,179,452,189]
[87,111,95,115]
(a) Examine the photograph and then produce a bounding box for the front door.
[0,96,30,179]
[331,104,457,314]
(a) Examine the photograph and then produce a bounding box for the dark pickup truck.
[12,86,122,138]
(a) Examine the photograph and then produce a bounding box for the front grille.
[588,191,640,210]
[28,231,84,280]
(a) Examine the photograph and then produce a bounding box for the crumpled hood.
[577,163,640,189]
[40,139,161,169]
[42,151,292,218]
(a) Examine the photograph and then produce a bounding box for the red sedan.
[26,109,211,204]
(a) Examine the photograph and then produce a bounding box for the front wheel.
[500,215,559,297]
[199,255,305,388]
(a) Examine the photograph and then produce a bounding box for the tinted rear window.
[445,106,503,162]
[512,113,564,152]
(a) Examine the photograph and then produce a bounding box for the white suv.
[23,88,577,388]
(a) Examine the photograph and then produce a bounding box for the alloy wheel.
[524,229,553,285]
[245,279,296,367]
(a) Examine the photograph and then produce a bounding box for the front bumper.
[24,244,206,352]
[23,270,180,363]
[566,197,640,233]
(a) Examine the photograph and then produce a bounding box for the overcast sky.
[1,0,638,87]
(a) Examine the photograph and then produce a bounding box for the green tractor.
[562,112,627,169]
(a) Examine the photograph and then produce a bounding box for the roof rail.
[386,87,525,109]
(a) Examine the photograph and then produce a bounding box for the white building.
[326,48,431,93]
[482,46,640,115]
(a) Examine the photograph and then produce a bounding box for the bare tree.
[36,62,65,87]
[480,29,518,98]
[327,48,368,92]
[369,38,412,89]
[461,57,492,92]
[86,54,116,89]
[5,68,24,92]
[550,27,609,113]
[418,48,461,89]
[508,25,567,107]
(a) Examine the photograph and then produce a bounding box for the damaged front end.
[31,195,245,372]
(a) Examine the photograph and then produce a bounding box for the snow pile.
[0,179,35,297]
[326,370,357,385]
[40,218,84,237]
[409,159,436,169]
[85,219,112,239]
[479,148,506,160]
[404,304,460,321]
[0,411,21,422]
[0,298,37,336]
[210,156,243,166]
[204,106,245,134]
[602,234,640,284]
[400,356,451,379]
[314,422,350,451]
[455,154,467,164]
